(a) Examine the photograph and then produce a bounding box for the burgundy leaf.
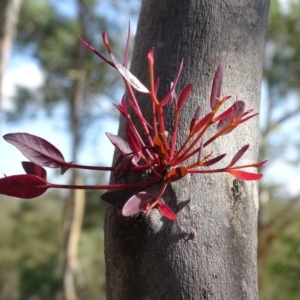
[114,153,136,180]
[201,153,226,167]
[210,64,223,110]
[156,201,177,221]
[0,174,49,199]
[110,53,149,93]
[101,190,136,207]
[176,83,192,111]
[106,132,139,165]
[22,161,47,180]
[229,145,249,167]
[122,191,155,217]
[106,132,132,155]
[4,133,67,168]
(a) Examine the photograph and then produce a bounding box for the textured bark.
[105,1,270,299]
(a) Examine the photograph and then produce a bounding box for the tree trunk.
[105,1,270,299]
[0,0,22,117]
[62,1,87,299]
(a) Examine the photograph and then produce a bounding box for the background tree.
[0,0,139,299]
[258,0,300,298]
[105,1,270,299]
[0,0,22,118]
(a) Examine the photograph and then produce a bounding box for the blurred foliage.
[260,200,300,300]
[0,189,106,300]
[1,0,141,299]
[259,0,300,299]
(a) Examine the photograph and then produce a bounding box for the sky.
[1,0,300,198]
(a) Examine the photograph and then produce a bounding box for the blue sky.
[1,0,299,197]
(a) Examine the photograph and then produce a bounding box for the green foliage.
[0,191,106,300]
[265,0,300,98]
[261,212,300,300]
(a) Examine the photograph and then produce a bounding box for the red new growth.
[0,27,267,221]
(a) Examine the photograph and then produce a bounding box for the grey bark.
[105,1,270,299]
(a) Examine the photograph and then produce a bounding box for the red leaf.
[0,174,49,199]
[4,133,67,169]
[122,192,155,217]
[210,64,223,110]
[78,36,113,67]
[106,132,139,165]
[213,106,235,123]
[190,112,213,136]
[190,106,201,133]
[22,161,47,180]
[126,124,142,156]
[156,201,177,221]
[110,53,149,93]
[176,83,192,111]
[229,145,249,167]
[161,59,184,107]
[227,169,263,180]
[202,153,226,167]
[164,166,188,183]
[216,101,244,133]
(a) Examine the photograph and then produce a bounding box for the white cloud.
[2,62,44,110]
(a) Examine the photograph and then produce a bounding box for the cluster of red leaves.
[0,29,267,221]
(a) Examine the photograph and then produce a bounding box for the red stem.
[49,177,160,191]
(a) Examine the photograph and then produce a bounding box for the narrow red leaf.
[190,112,213,136]
[78,36,113,67]
[126,124,142,156]
[216,101,244,133]
[176,83,192,111]
[110,53,149,93]
[0,174,49,199]
[164,166,188,183]
[156,201,177,221]
[227,169,263,180]
[22,161,47,180]
[190,106,201,133]
[161,59,184,107]
[229,145,249,166]
[122,192,155,217]
[210,64,223,110]
[213,106,235,123]
[4,133,67,169]
[201,153,226,167]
